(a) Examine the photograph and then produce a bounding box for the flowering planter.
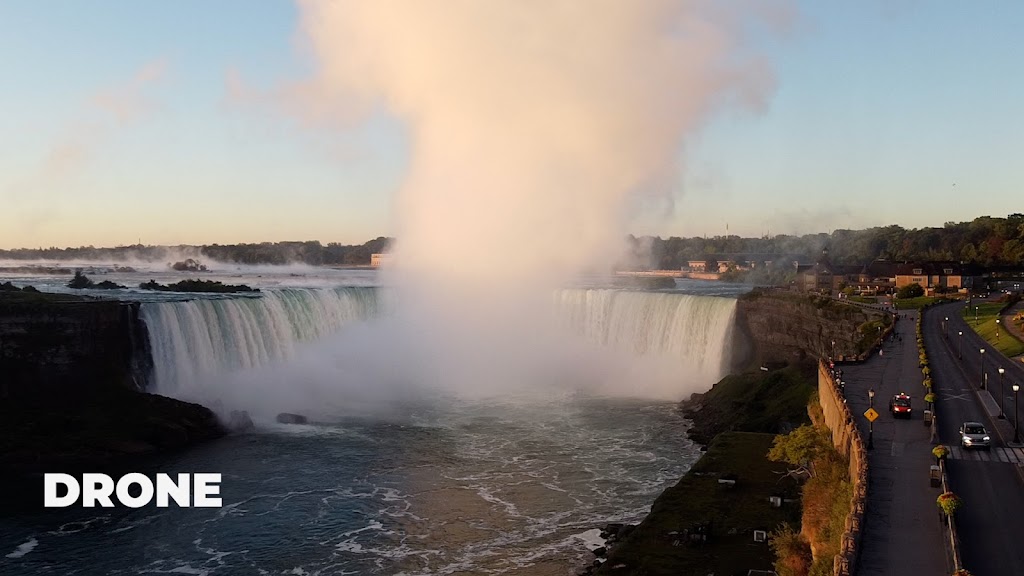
[937,491,962,517]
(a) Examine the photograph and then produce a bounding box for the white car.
[960,422,991,450]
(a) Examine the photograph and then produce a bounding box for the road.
[838,309,949,576]
[924,301,1024,576]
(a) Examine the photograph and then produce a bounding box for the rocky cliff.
[0,293,150,398]
[731,288,888,371]
[0,292,223,479]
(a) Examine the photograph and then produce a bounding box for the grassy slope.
[963,302,1024,357]
[597,432,801,576]
[683,363,816,445]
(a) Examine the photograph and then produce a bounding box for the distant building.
[370,253,392,268]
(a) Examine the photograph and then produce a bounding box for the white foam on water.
[5,538,38,559]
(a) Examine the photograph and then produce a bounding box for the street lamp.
[868,389,875,450]
[958,331,963,359]
[944,316,949,337]
[981,348,986,390]
[999,367,1006,418]
[975,305,979,326]
[996,319,1001,341]
[1014,383,1021,444]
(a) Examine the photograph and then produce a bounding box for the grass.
[849,295,877,304]
[682,364,815,445]
[598,432,802,576]
[963,302,1024,358]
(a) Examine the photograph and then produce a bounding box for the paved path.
[924,302,1024,576]
[837,310,950,576]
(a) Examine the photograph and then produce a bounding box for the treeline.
[0,237,393,267]
[626,214,1024,270]
[3,214,1024,269]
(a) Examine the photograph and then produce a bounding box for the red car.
[889,393,912,419]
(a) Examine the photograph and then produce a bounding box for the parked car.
[959,422,991,450]
[889,393,912,419]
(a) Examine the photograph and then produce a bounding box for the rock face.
[732,288,886,371]
[0,295,151,398]
[276,412,309,425]
[0,293,224,483]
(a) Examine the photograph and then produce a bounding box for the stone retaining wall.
[817,360,868,576]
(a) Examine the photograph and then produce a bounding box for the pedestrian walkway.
[839,309,951,576]
[946,445,1024,463]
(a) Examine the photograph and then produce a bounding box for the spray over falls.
[142,287,737,416]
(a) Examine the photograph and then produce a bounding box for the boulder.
[226,410,255,431]
[276,412,308,425]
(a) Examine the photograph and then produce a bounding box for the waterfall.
[140,286,736,404]
[553,289,737,386]
[140,287,381,398]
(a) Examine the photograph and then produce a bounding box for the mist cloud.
[272,0,789,397]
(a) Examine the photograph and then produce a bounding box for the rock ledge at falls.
[0,291,225,484]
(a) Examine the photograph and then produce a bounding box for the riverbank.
[585,362,816,575]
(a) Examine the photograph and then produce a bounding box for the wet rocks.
[276,412,309,425]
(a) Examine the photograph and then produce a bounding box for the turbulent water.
[0,269,746,575]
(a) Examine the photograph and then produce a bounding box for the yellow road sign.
[864,408,879,422]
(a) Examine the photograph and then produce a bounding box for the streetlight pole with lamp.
[944,316,948,338]
[958,331,963,359]
[868,388,875,450]
[981,348,986,390]
[1014,383,1021,445]
[996,318,1001,341]
[999,367,1006,418]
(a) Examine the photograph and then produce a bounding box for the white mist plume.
[275,0,784,398]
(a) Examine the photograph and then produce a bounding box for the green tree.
[897,283,924,299]
[768,424,831,479]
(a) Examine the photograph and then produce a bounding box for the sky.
[0,1,1021,249]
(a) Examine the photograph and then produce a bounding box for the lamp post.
[944,316,948,337]
[958,331,963,359]
[981,348,986,390]
[1014,383,1021,445]
[975,305,979,326]
[868,388,876,448]
[999,367,1006,418]
[996,318,1001,341]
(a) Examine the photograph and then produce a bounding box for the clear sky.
[1,1,1021,249]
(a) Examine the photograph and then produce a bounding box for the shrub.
[933,445,948,460]
[770,523,812,576]
[925,392,936,404]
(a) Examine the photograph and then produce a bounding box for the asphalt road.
[838,309,949,576]
[924,301,1024,576]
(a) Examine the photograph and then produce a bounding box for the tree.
[897,283,924,299]
[768,424,831,479]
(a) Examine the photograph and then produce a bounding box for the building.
[370,253,392,268]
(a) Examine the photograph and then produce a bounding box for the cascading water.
[141,286,736,406]
[141,287,381,400]
[554,289,737,391]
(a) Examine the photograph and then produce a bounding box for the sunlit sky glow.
[1,1,1021,249]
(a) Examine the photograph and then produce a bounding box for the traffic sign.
[864,408,879,422]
